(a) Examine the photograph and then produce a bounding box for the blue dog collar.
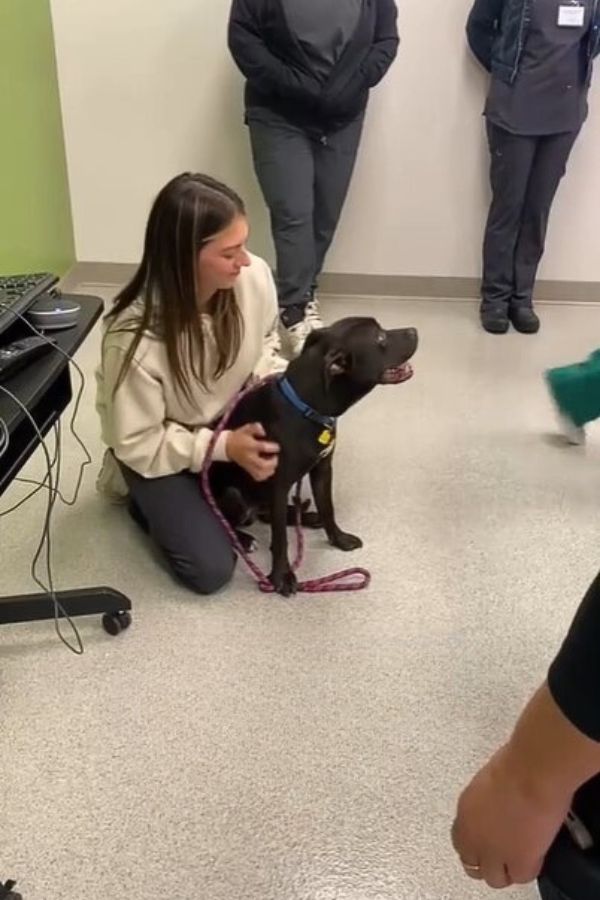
[278,377,336,430]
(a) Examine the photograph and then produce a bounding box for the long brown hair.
[105,173,245,399]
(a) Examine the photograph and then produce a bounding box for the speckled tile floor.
[2,289,600,900]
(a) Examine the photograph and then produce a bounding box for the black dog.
[210,317,418,596]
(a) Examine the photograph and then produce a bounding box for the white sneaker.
[250,323,288,376]
[260,327,288,375]
[557,411,586,446]
[285,318,311,357]
[545,375,586,445]
[305,297,324,331]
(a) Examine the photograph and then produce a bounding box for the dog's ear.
[325,348,349,377]
[303,327,348,376]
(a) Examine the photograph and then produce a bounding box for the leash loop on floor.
[200,376,371,594]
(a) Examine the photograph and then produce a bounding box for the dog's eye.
[377,333,387,347]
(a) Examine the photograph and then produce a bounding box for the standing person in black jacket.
[466,0,600,336]
[228,0,399,355]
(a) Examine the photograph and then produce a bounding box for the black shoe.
[280,303,306,328]
[480,303,509,334]
[510,304,540,334]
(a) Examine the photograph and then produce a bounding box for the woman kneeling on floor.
[96,173,287,593]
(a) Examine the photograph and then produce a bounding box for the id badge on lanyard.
[558,0,586,27]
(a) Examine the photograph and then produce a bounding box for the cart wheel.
[102,610,132,636]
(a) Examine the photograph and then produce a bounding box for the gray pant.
[248,113,364,310]
[482,122,579,309]
[539,879,573,900]
[537,824,600,900]
[119,463,235,595]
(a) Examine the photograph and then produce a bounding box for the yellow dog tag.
[318,429,333,446]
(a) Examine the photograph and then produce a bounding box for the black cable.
[0,382,83,655]
[0,300,92,505]
[0,298,90,654]
[0,424,60,517]
[15,422,85,506]
[0,417,9,459]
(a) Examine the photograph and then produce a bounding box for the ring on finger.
[462,862,482,873]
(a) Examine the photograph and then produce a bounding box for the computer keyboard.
[0,271,59,337]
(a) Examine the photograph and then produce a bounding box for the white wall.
[50,0,600,281]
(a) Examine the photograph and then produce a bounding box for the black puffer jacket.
[228,0,399,132]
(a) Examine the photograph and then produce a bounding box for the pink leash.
[200,377,371,594]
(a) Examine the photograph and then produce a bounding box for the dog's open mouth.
[381,362,414,385]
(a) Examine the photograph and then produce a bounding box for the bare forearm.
[453,569,600,888]
[503,682,600,805]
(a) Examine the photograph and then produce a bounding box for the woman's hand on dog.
[226,423,279,482]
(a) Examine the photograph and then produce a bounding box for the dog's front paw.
[330,531,363,552]
[268,567,298,597]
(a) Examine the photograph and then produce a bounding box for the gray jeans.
[119,463,236,595]
[538,825,600,900]
[482,122,579,309]
[539,878,573,900]
[248,112,364,310]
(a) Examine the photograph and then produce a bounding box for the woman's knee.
[169,547,236,595]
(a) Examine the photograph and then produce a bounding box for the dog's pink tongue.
[383,363,414,384]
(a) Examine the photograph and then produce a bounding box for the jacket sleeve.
[547,569,600,742]
[103,347,230,478]
[228,0,322,103]
[361,0,400,88]
[466,0,503,72]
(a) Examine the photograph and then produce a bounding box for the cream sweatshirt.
[95,253,287,500]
